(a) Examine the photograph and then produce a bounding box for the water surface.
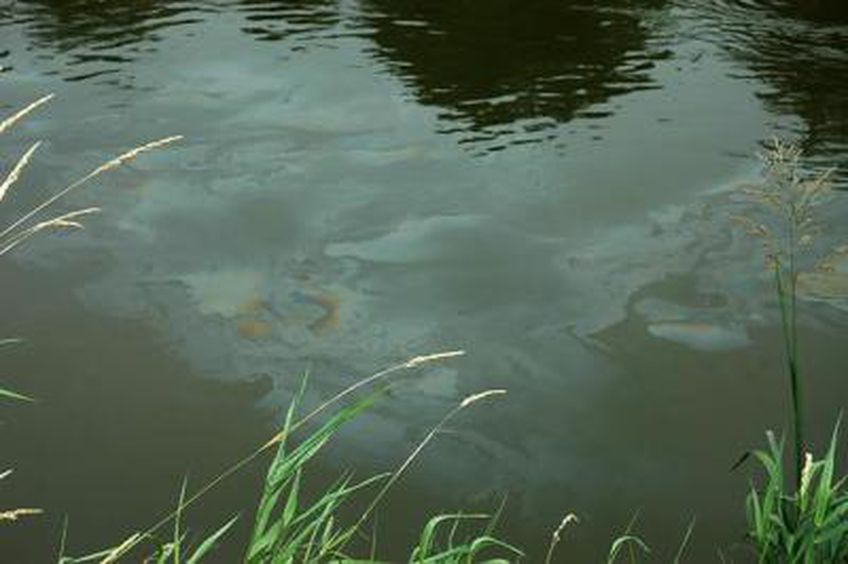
[1,0,847,560]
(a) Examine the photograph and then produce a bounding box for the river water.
[1,0,847,561]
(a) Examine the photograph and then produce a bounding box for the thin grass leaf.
[185,515,238,564]
[155,542,177,564]
[545,512,579,564]
[0,386,34,402]
[0,507,42,522]
[0,141,40,203]
[0,207,101,257]
[485,495,507,538]
[607,535,650,563]
[369,513,379,562]
[99,532,143,564]
[467,535,524,560]
[413,514,489,559]
[356,389,507,531]
[674,517,697,563]
[0,94,54,134]
[173,477,188,564]
[0,136,181,242]
[246,392,382,563]
[57,516,69,564]
[813,416,841,526]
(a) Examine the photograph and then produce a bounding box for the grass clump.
[734,138,835,487]
[57,352,523,563]
[745,423,848,562]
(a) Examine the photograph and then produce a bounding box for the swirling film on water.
[1,0,847,561]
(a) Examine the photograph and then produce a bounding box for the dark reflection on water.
[0,0,341,82]
[1,0,676,152]
[0,0,207,83]
[237,0,340,43]
[359,0,671,150]
[697,0,848,181]
[0,0,209,51]
[5,0,847,162]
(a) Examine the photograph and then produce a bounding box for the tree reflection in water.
[358,0,671,151]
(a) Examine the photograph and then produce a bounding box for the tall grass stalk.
[606,513,649,564]
[354,389,507,532]
[1,95,181,531]
[736,140,848,560]
[0,97,181,257]
[0,94,54,135]
[0,94,180,401]
[544,512,578,564]
[735,138,833,488]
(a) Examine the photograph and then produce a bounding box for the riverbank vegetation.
[733,139,848,562]
[2,96,846,561]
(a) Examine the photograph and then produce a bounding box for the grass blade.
[186,515,239,564]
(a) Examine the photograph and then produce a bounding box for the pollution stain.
[236,318,273,340]
[290,272,342,335]
[234,297,273,339]
[305,291,340,335]
[647,321,750,352]
[237,296,268,316]
[797,272,848,300]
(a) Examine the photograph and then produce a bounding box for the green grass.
[55,365,519,563]
[745,423,848,562]
[735,139,831,486]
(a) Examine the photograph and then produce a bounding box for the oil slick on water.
[635,296,752,352]
[180,268,342,341]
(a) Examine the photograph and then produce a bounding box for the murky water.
[1,0,847,560]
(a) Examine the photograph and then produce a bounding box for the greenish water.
[1,0,847,560]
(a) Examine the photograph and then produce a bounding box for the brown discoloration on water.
[233,296,273,339]
[237,296,268,316]
[307,291,341,335]
[225,281,340,338]
[236,318,273,339]
[797,272,848,299]
[294,271,342,335]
